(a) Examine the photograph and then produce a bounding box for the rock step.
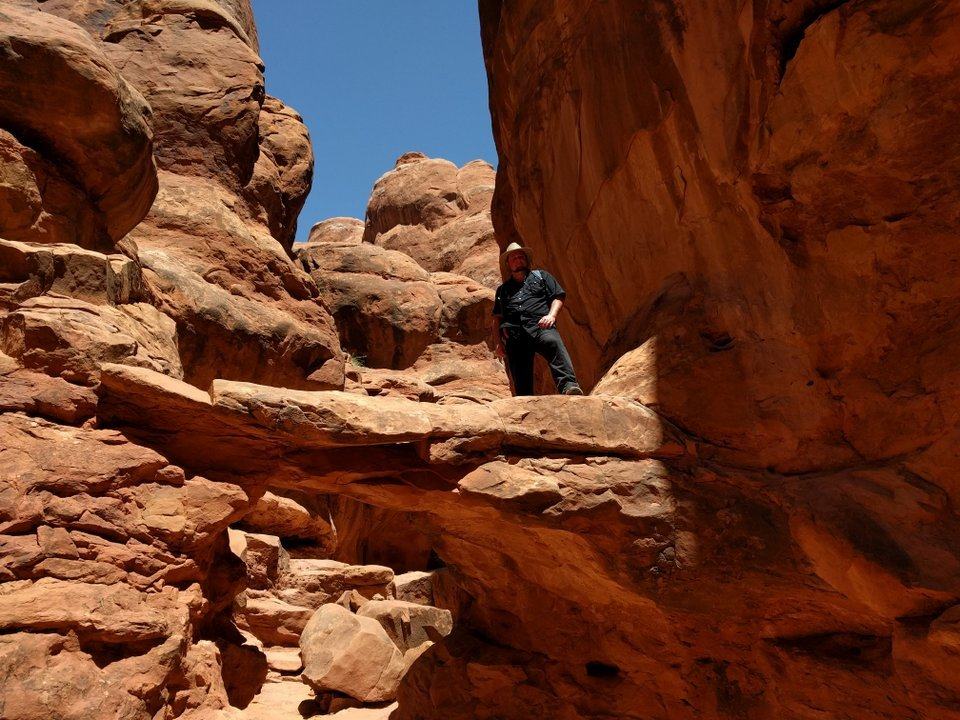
[98,364,688,472]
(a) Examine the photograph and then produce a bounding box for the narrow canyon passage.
[2,0,960,719]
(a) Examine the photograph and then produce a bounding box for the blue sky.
[251,1,497,241]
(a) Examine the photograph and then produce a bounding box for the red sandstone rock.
[362,154,499,287]
[0,239,144,306]
[100,0,262,188]
[1,295,181,385]
[242,95,315,250]
[390,571,436,606]
[0,366,96,425]
[29,0,341,392]
[357,600,453,653]
[307,217,365,246]
[0,131,107,249]
[238,491,336,551]
[0,5,157,247]
[299,603,405,703]
[298,241,442,369]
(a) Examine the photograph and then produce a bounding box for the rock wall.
[481,0,960,472]
[473,0,960,718]
[22,0,343,392]
[0,2,342,718]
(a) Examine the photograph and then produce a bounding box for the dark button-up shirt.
[493,269,566,331]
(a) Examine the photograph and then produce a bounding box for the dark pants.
[505,326,578,396]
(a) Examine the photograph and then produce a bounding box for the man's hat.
[499,242,533,277]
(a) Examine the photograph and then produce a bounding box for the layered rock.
[28,0,344,392]
[298,240,492,371]
[0,2,343,718]
[299,154,509,403]
[0,411,255,720]
[4,0,957,717]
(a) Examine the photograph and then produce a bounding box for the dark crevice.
[586,660,621,678]
[779,1,853,81]
[770,632,892,665]
[77,636,167,669]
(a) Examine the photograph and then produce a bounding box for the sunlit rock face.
[473,1,960,718]
[5,0,960,718]
[299,153,510,403]
[28,0,342,392]
[0,2,341,718]
[482,0,960,472]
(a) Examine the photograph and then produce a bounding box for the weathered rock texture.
[5,0,959,718]
[363,152,499,288]
[0,2,342,718]
[298,154,510,403]
[475,0,960,718]
[0,4,157,249]
[28,0,342,392]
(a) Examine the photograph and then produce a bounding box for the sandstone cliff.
[2,1,959,719]
[475,0,960,718]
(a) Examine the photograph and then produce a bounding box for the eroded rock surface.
[363,153,499,288]
[299,154,509,402]
[465,0,960,717]
[4,0,959,718]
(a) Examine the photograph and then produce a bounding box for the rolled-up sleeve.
[542,271,566,300]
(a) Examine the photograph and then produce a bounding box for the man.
[491,242,583,396]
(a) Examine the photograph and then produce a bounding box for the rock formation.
[298,153,509,403]
[475,0,960,717]
[2,0,959,719]
[363,153,499,289]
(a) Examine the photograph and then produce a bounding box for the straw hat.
[499,242,533,277]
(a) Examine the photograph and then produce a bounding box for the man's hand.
[538,314,557,329]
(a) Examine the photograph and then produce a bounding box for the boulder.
[277,559,394,609]
[299,603,405,703]
[135,238,341,391]
[228,529,289,589]
[298,241,442,369]
[0,4,157,246]
[391,571,435,606]
[432,272,494,344]
[307,217,364,246]
[238,491,336,551]
[239,595,313,647]
[357,600,453,653]
[363,154,498,287]
[0,295,181,385]
[0,366,97,425]
[264,646,303,674]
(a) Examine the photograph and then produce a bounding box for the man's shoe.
[562,384,584,396]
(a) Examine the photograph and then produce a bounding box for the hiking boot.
[562,384,584,396]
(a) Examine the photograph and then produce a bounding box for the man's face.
[507,250,528,273]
